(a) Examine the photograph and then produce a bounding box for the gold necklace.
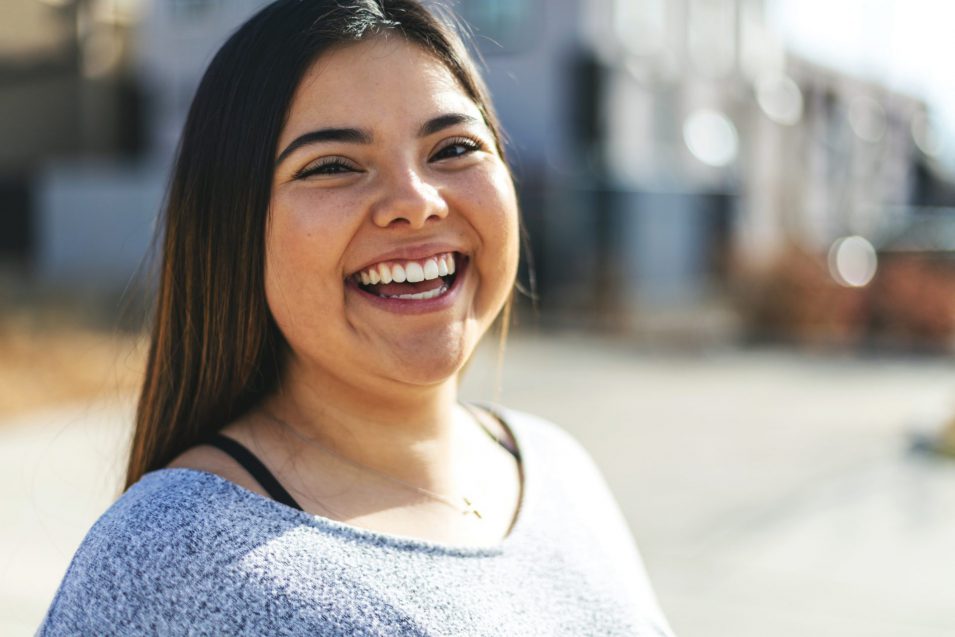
[264,410,484,520]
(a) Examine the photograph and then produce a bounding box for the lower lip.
[347,257,469,315]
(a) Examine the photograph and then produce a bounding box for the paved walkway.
[4,334,955,636]
[1,400,130,635]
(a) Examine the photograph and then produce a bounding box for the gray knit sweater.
[38,409,673,636]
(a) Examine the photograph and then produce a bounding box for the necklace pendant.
[462,497,483,519]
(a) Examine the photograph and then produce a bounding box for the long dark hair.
[126,0,509,489]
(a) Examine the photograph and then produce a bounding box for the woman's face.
[267,37,519,392]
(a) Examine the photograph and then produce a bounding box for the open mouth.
[350,252,463,301]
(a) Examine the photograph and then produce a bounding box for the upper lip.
[348,242,465,276]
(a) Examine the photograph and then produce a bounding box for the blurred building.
[0,0,272,288]
[469,0,937,329]
[0,0,151,286]
[1,0,951,333]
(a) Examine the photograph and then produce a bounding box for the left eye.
[431,137,483,161]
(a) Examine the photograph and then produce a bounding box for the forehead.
[281,37,481,141]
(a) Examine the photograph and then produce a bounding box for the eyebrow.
[275,128,371,167]
[417,113,481,137]
[274,112,483,167]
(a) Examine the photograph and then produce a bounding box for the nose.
[370,167,449,229]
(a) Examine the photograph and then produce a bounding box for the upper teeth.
[357,253,456,286]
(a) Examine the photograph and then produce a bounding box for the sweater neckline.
[148,405,532,558]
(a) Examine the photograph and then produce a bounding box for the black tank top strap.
[462,402,521,461]
[203,434,304,511]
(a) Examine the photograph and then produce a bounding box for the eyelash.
[432,136,485,160]
[293,157,358,180]
[292,136,486,180]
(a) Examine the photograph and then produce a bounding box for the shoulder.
[496,405,633,545]
[497,406,676,635]
[494,405,597,465]
[167,437,273,499]
[38,470,298,635]
[97,467,279,541]
[494,404,619,510]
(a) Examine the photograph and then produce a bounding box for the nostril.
[370,186,449,228]
[381,212,444,229]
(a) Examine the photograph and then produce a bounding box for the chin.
[384,322,476,386]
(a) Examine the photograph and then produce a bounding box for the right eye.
[294,157,360,180]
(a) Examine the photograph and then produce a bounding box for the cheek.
[459,164,517,228]
[456,167,520,301]
[264,191,358,322]
[478,168,520,267]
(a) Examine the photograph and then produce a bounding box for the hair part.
[126,0,512,489]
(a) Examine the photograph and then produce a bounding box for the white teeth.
[392,264,406,283]
[393,284,448,300]
[355,252,459,287]
[405,262,425,283]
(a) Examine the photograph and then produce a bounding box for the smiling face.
[266,36,519,395]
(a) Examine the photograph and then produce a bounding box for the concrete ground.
[3,333,955,636]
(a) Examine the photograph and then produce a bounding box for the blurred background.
[2,0,955,635]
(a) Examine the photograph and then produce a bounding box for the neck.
[256,356,466,487]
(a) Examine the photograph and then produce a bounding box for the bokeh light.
[911,111,944,157]
[828,235,878,287]
[682,108,739,167]
[756,73,804,126]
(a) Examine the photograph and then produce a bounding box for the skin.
[170,36,522,546]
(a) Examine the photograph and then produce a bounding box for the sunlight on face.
[267,36,519,394]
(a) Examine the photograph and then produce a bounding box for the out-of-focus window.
[0,1,74,60]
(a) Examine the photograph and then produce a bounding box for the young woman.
[39,1,673,635]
